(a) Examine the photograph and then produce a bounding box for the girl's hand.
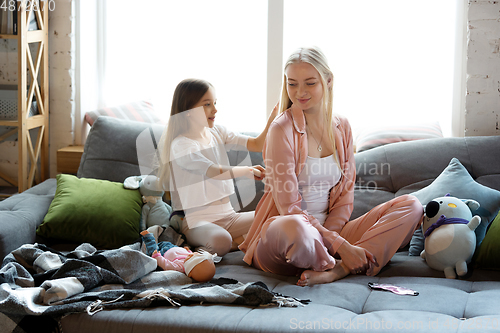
[247,102,280,153]
[269,102,280,121]
[252,165,265,181]
[336,241,378,275]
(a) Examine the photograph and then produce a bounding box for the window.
[103,0,268,131]
[283,0,457,136]
[80,0,461,136]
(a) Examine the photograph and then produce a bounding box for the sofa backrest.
[79,117,500,220]
[351,136,500,219]
[77,116,264,212]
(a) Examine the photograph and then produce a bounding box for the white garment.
[170,125,249,227]
[184,201,234,227]
[298,154,341,225]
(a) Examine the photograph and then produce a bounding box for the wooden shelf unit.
[0,1,49,196]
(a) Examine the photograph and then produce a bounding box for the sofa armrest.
[0,179,56,262]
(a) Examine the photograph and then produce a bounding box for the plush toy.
[420,195,481,279]
[169,211,185,234]
[124,175,173,231]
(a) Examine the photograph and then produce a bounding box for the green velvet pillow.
[37,174,143,249]
[474,211,500,269]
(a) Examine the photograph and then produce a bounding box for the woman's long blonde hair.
[156,79,213,189]
[279,46,340,167]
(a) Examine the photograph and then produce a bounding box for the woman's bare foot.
[296,261,350,287]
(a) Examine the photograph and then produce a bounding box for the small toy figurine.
[140,230,217,282]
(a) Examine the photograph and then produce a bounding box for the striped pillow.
[355,122,443,153]
[85,101,164,126]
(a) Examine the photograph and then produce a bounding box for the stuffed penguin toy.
[420,195,481,279]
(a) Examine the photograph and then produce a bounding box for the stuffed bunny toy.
[124,175,173,230]
[420,194,481,279]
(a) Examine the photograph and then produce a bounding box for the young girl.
[239,47,424,286]
[157,79,278,257]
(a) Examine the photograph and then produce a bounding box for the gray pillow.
[78,117,164,183]
[408,157,500,256]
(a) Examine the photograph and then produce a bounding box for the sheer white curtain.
[78,0,461,136]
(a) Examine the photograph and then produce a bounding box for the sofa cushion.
[78,117,165,183]
[408,158,500,256]
[226,136,265,212]
[0,179,56,260]
[474,211,500,269]
[36,174,143,249]
[60,251,500,333]
[355,122,443,153]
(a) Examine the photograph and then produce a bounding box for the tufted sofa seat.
[59,250,500,333]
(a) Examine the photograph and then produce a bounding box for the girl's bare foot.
[296,261,350,287]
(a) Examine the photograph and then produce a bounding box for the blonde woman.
[157,79,278,256]
[239,47,423,286]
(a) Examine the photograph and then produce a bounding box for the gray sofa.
[1,116,500,333]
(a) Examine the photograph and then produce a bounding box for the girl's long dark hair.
[156,78,213,189]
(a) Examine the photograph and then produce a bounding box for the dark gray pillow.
[226,135,264,213]
[78,117,164,183]
[408,157,500,256]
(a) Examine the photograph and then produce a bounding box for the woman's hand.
[336,241,378,275]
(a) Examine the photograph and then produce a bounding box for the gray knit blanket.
[0,243,306,333]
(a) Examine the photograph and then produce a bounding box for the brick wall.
[48,0,75,175]
[466,0,500,136]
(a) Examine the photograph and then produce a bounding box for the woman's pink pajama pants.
[253,195,423,276]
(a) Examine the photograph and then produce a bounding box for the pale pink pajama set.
[239,105,423,276]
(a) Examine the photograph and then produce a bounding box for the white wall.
[0,0,499,186]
